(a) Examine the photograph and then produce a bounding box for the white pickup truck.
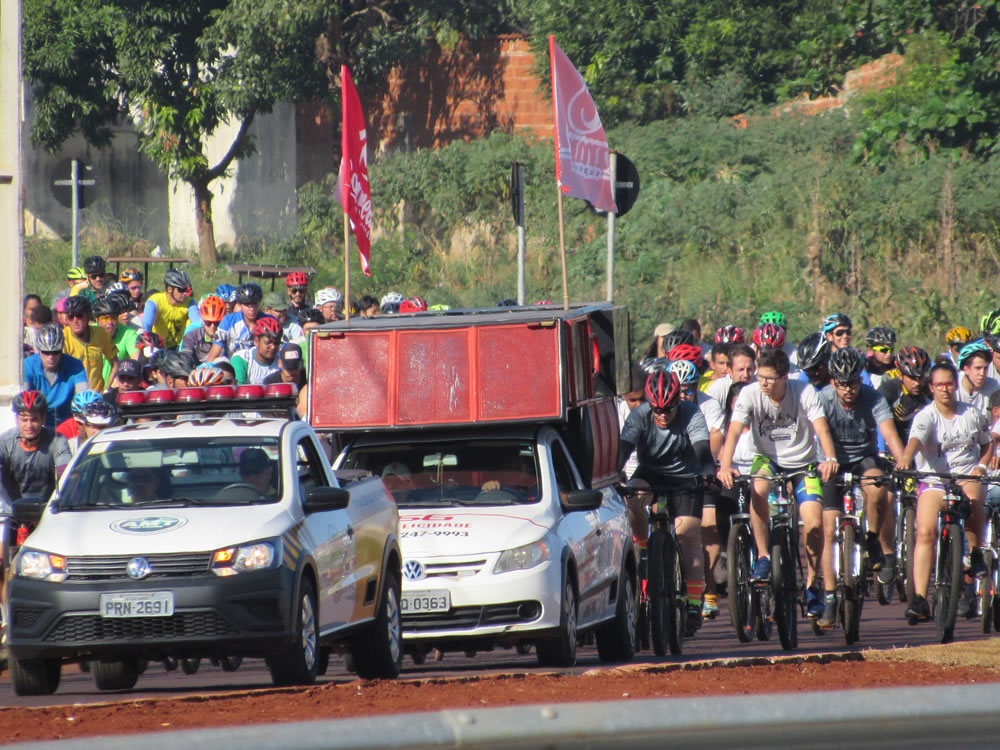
[4,390,402,695]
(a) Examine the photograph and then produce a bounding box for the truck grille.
[64,553,212,581]
[44,611,238,642]
[403,601,540,632]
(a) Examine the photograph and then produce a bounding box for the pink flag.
[549,36,616,213]
[336,65,372,275]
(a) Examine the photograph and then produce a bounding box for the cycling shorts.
[820,456,883,511]
[749,455,822,505]
[629,471,703,519]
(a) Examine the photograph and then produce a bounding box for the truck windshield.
[55,437,283,510]
[342,439,540,507]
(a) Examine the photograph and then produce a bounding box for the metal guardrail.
[10,683,1000,749]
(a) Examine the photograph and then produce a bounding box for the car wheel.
[10,657,60,696]
[91,658,140,691]
[596,569,637,663]
[537,576,578,667]
[180,657,201,675]
[267,578,320,686]
[351,570,403,679]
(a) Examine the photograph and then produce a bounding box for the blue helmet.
[215,283,237,303]
[668,358,699,387]
[72,390,104,415]
[958,339,992,369]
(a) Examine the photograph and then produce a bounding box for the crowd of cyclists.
[618,311,1000,641]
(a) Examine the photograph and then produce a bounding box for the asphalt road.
[2,591,992,708]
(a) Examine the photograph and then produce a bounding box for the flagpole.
[556,184,569,312]
[343,209,351,325]
[340,63,351,326]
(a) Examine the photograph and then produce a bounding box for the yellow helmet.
[945,326,974,346]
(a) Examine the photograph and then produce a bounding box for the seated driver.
[239,448,276,497]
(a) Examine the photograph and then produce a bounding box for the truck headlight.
[212,539,280,576]
[17,549,67,582]
[494,540,549,574]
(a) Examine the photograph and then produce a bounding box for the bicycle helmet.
[189,366,226,386]
[298,307,325,326]
[895,346,931,379]
[958,339,991,369]
[163,268,192,292]
[714,325,745,344]
[137,330,164,351]
[120,268,144,283]
[428,304,451,311]
[752,322,786,349]
[66,266,86,281]
[946,326,975,347]
[981,309,1000,338]
[668,359,699,387]
[639,357,671,374]
[796,332,830,371]
[35,323,64,353]
[827,347,866,383]
[12,390,47,416]
[822,313,852,334]
[253,316,282,339]
[71,390,104,415]
[864,326,897,348]
[159,350,194,379]
[399,296,428,313]
[63,295,92,318]
[759,311,787,329]
[216,283,238,302]
[92,296,120,319]
[83,399,118,427]
[497,298,518,307]
[644,370,681,411]
[236,282,263,305]
[667,343,702,365]
[285,271,309,288]
[199,295,227,323]
[314,287,343,307]
[82,255,106,276]
[661,329,695,351]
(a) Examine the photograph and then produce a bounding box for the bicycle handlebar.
[893,469,996,484]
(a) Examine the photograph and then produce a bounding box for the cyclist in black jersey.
[877,346,932,443]
[0,391,71,508]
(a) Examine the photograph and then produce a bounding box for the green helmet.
[980,308,1000,337]
[759,311,787,329]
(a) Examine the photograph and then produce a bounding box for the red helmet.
[137,330,164,350]
[752,323,786,349]
[253,316,282,339]
[399,296,428,313]
[645,371,681,411]
[667,343,702,365]
[286,272,309,288]
[715,325,745,344]
[12,390,47,416]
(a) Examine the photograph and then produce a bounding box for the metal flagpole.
[556,183,569,312]
[343,210,351,325]
[606,151,617,302]
[514,162,526,305]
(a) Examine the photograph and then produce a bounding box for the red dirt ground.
[2,658,997,743]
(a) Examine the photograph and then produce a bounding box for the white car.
[336,426,638,666]
[5,408,402,695]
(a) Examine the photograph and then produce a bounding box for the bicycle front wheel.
[840,524,862,645]
[727,522,754,643]
[979,546,994,634]
[771,526,798,651]
[899,505,916,603]
[646,529,670,657]
[935,521,964,644]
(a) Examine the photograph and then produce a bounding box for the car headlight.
[494,540,550,574]
[212,539,280,576]
[17,549,67,582]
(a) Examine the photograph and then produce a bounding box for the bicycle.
[896,469,985,643]
[726,475,772,643]
[976,491,1000,634]
[889,469,919,604]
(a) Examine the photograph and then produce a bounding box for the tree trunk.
[192,179,218,270]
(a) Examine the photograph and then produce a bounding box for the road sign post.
[604,153,640,302]
[53,160,96,267]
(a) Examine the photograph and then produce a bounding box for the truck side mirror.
[303,486,350,514]
[562,489,603,512]
[12,496,46,525]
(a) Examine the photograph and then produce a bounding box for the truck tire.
[10,656,60,696]
[352,571,403,679]
[267,578,319,686]
[91,658,140,691]
[180,657,201,675]
[595,570,637,663]
[537,577,578,667]
[218,655,243,672]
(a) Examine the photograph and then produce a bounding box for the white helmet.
[315,287,343,306]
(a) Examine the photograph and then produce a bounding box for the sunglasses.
[202,319,220,327]
[834,379,861,389]
[681,387,696,396]
[289,286,307,293]
[40,350,61,356]
[832,328,851,337]
[651,404,679,416]
[97,315,115,324]
[87,273,103,280]
[66,312,87,320]
[871,345,893,353]
[127,284,143,292]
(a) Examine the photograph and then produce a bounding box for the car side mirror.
[12,496,46,525]
[562,489,603,512]
[303,486,350,514]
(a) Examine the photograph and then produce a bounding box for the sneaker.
[877,554,896,586]
[905,594,931,623]
[806,586,824,619]
[684,604,703,636]
[751,556,772,583]
[968,550,988,580]
[702,594,720,620]
[817,599,837,629]
[714,553,729,586]
[960,582,978,620]
[865,532,884,571]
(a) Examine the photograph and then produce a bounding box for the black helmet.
[828,347,866,383]
[83,399,118,427]
[497,298,518,307]
[638,357,671,374]
[661,329,695,351]
[895,346,931,379]
[82,255,106,276]
[35,323,64,353]
[236,282,263,305]
[865,326,897,348]
[12,390,47,416]
[91,296,120,319]
[297,307,325,326]
[64,295,92,318]
[160,350,194,379]
[104,289,132,312]
[163,268,192,291]
[822,313,852,334]
[796,332,830,371]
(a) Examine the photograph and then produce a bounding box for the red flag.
[549,36,616,213]
[336,65,372,275]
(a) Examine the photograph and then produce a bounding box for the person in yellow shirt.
[142,269,200,349]
[62,296,118,392]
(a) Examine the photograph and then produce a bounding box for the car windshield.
[55,437,282,510]
[342,439,540,508]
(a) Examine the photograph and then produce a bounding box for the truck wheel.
[10,657,60,696]
[218,655,242,672]
[351,571,403,679]
[537,577,578,667]
[267,578,319,686]
[180,657,201,675]
[596,570,637,663]
[91,658,140,691]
